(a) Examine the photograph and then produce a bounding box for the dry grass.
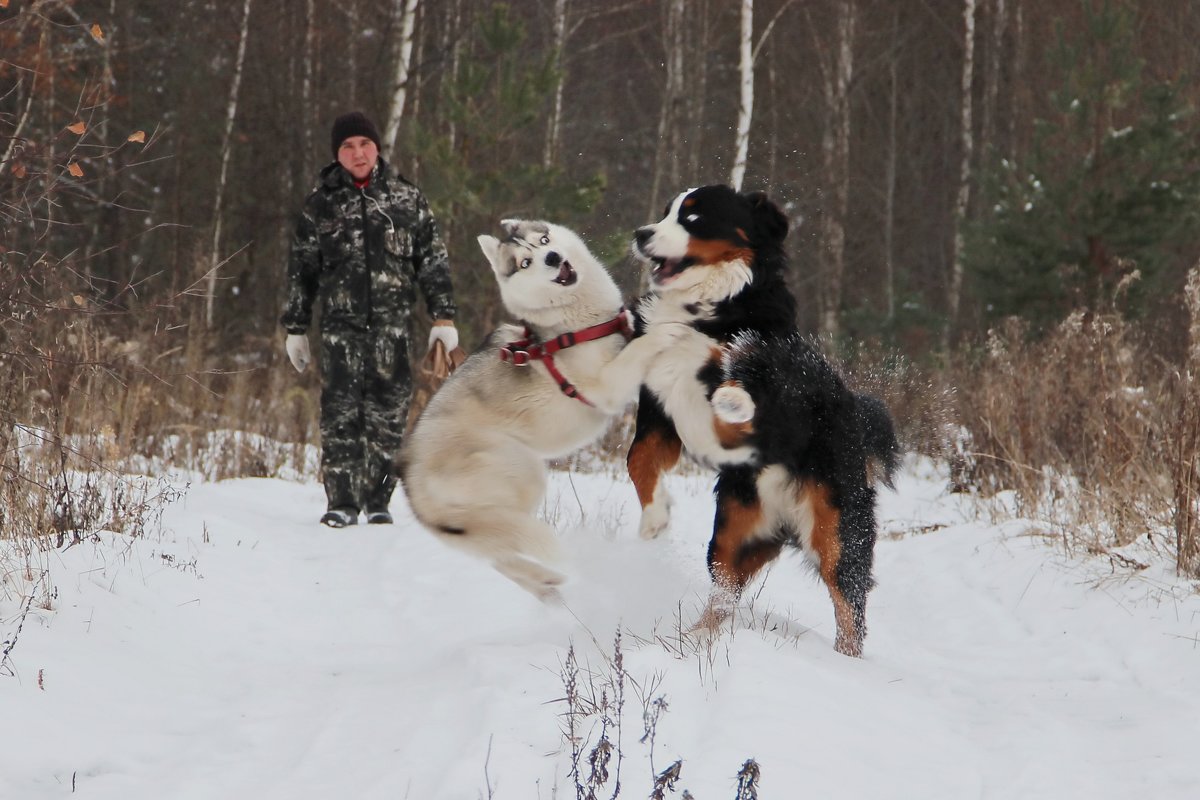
[949,271,1200,575]
[555,630,761,799]
[0,256,320,629]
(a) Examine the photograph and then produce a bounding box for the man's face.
[337,136,379,181]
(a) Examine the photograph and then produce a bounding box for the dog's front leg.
[584,325,682,415]
[627,388,681,539]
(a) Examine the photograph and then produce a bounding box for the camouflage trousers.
[319,323,413,513]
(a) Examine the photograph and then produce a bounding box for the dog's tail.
[856,393,901,489]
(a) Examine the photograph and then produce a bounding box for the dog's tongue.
[555,261,578,286]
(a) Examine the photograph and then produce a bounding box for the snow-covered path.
[3,462,1198,798]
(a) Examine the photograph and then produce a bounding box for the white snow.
[3,458,1199,799]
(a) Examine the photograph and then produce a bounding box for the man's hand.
[286,333,312,373]
[427,320,459,353]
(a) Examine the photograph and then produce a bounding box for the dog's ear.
[477,234,502,274]
[499,219,521,239]
[744,191,788,243]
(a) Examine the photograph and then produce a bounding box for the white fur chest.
[640,299,757,466]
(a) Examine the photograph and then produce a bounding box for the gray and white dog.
[398,220,678,600]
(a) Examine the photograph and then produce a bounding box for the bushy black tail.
[855,393,900,489]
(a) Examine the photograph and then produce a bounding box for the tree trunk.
[981,0,1007,162]
[947,0,978,345]
[85,0,118,286]
[207,0,253,329]
[444,0,464,153]
[382,0,420,160]
[407,2,426,180]
[302,0,315,165]
[544,0,569,169]
[346,0,359,108]
[817,0,855,338]
[685,0,710,179]
[884,7,899,324]
[648,0,686,221]
[1009,0,1024,163]
[730,0,753,191]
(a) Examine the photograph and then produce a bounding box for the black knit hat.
[330,111,382,158]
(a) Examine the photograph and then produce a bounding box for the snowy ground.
[2,458,1199,799]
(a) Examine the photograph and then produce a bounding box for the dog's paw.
[619,307,636,336]
[711,384,756,424]
[536,584,565,606]
[688,594,735,641]
[496,322,527,343]
[638,494,673,540]
[495,554,566,601]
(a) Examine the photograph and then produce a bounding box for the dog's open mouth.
[553,261,578,286]
[650,257,691,282]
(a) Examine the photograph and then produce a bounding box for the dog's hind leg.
[435,507,566,602]
[627,389,682,540]
[805,481,876,657]
[695,466,782,632]
[494,552,566,604]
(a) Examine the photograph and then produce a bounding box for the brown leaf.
[67,120,86,135]
[73,295,86,307]
[67,162,84,178]
[127,130,146,143]
[12,163,25,179]
[90,23,104,42]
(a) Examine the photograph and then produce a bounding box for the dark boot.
[320,507,359,528]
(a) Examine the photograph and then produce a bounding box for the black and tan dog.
[629,185,899,657]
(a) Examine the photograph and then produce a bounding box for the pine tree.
[401,4,605,340]
[966,0,1200,329]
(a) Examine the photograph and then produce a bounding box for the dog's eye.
[520,258,532,270]
[539,235,550,245]
[686,214,700,223]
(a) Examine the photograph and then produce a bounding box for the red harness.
[498,309,634,406]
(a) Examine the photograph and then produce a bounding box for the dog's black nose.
[634,228,653,248]
[544,251,561,267]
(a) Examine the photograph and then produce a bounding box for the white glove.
[286,333,311,373]
[428,323,459,353]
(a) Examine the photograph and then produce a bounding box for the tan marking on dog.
[805,481,862,657]
[708,495,772,591]
[628,429,682,508]
[685,239,754,267]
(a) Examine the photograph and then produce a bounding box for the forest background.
[1,0,1199,578]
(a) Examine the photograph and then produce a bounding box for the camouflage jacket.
[281,158,456,335]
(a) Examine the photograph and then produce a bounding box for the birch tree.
[544,0,569,168]
[382,0,420,161]
[947,0,977,342]
[730,0,753,191]
[729,0,795,191]
[207,0,253,329]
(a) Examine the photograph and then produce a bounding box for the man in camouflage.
[282,111,458,528]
